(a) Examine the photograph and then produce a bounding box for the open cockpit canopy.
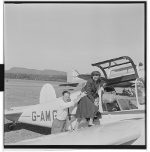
[91,56,142,86]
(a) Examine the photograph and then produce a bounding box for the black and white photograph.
[3,0,146,149]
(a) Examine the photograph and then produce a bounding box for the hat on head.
[91,71,101,77]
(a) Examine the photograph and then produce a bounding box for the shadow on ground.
[4,122,51,135]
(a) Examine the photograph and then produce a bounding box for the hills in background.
[5,67,67,82]
[5,67,67,76]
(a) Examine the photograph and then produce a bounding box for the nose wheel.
[7,122,16,131]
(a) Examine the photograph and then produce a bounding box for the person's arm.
[60,92,86,109]
[100,79,107,87]
[86,81,95,102]
[60,101,74,109]
[73,92,86,105]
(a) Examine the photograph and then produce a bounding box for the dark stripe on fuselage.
[101,109,145,115]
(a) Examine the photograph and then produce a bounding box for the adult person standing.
[51,90,86,134]
[74,71,106,129]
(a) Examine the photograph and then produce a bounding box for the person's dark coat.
[82,77,105,102]
[75,77,105,119]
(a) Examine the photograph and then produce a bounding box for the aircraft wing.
[112,81,134,88]
[78,74,134,88]
[10,120,142,145]
[78,74,108,82]
[77,74,91,80]
[59,83,79,87]
[4,104,36,122]
[5,110,23,122]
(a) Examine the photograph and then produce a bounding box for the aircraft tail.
[67,69,81,83]
[39,83,57,103]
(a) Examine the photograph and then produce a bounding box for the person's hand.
[94,101,99,106]
[112,108,117,111]
[95,98,99,103]
[102,82,107,87]
[80,92,87,98]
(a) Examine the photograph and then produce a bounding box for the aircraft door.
[97,87,104,113]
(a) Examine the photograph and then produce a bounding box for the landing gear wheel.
[8,122,16,130]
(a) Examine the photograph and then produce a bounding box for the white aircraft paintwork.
[5,56,146,145]
[12,120,142,145]
[5,84,81,128]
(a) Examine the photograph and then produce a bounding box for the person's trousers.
[51,118,66,134]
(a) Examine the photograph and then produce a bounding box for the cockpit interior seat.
[116,98,137,110]
[105,101,120,112]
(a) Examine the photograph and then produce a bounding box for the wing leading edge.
[59,83,79,87]
[10,120,142,145]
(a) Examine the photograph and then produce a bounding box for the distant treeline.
[5,73,67,82]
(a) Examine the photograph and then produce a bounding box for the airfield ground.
[4,79,77,144]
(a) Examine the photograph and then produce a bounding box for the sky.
[4,3,145,74]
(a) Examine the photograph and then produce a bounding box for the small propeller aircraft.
[5,56,145,145]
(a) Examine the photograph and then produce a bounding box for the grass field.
[4,79,75,144]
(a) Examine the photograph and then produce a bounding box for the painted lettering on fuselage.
[53,110,57,120]
[32,111,36,121]
[46,111,51,121]
[41,111,45,121]
[32,110,56,121]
